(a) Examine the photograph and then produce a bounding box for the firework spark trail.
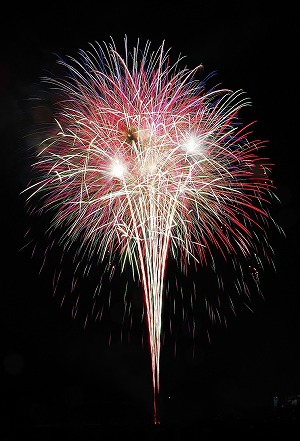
[23,36,281,423]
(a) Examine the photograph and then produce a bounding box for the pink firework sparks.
[23,36,281,424]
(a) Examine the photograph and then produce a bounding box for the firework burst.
[23,36,281,423]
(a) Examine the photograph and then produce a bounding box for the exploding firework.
[23,36,281,424]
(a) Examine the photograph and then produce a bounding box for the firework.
[23,36,281,424]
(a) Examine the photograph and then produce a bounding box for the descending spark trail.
[23,36,281,423]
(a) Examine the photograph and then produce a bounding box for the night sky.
[1,1,299,435]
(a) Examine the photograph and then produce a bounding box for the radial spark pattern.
[24,37,280,423]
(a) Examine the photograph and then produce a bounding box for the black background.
[1,0,299,436]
